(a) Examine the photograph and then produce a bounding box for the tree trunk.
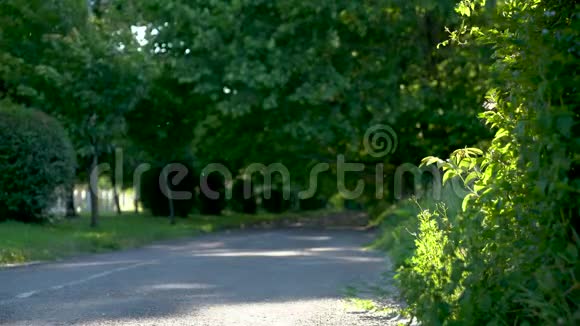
[111,173,122,215]
[113,188,122,215]
[162,168,176,225]
[169,197,176,225]
[89,152,99,228]
[65,182,78,218]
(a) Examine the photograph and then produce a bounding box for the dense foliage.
[394,1,580,324]
[140,164,196,217]
[0,0,148,226]
[198,173,227,215]
[128,0,492,203]
[230,179,258,214]
[0,101,75,222]
[299,197,327,211]
[261,189,291,214]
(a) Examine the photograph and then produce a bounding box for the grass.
[368,203,419,267]
[0,209,334,265]
[342,284,407,322]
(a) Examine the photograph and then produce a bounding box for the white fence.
[50,187,136,215]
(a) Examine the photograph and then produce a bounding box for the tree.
[0,0,148,227]
[130,0,491,204]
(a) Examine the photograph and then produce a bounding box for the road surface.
[0,228,396,325]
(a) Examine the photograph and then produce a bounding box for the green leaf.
[465,171,479,184]
[455,2,471,17]
[474,183,486,193]
[443,170,456,185]
[462,193,476,211]
[421,156,441,167]
[465,147,483,156]
[495,128,509,139]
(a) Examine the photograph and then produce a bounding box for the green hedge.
[230,179,257,214]
[0,100,75,222]
[198,172,226,215]
[261,188,290,214]
[396,1,580,324]
[140,163,196,217]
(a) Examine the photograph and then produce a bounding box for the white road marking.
[47,261,154,290]
[15,291,38,299]
[0,261,155,305]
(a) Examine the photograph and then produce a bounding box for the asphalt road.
[0,228,395,326]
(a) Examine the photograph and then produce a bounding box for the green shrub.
[372,183,462,268]
[328,193,345,210]
[371,204,419,268]
[198,172,226,215]
[140,163,196,217]
[298,196,327,211]
[396,1,580,324]
[398,206,453,321]
[0,100,75,222]
[261,187,290,214]
[230,179,257,214]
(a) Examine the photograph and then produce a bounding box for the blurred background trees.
[0,0,493,220]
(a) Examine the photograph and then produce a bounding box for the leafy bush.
[230,179,257,214]
[261,187,290,214]
[396,1,580,324]
[0,101,75,222]
[198,172,226,215]
[298,196,327,211]
[372,182,462,267]
[372,205,419,267]
[140,163,196,217]
[397,205,458,322]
